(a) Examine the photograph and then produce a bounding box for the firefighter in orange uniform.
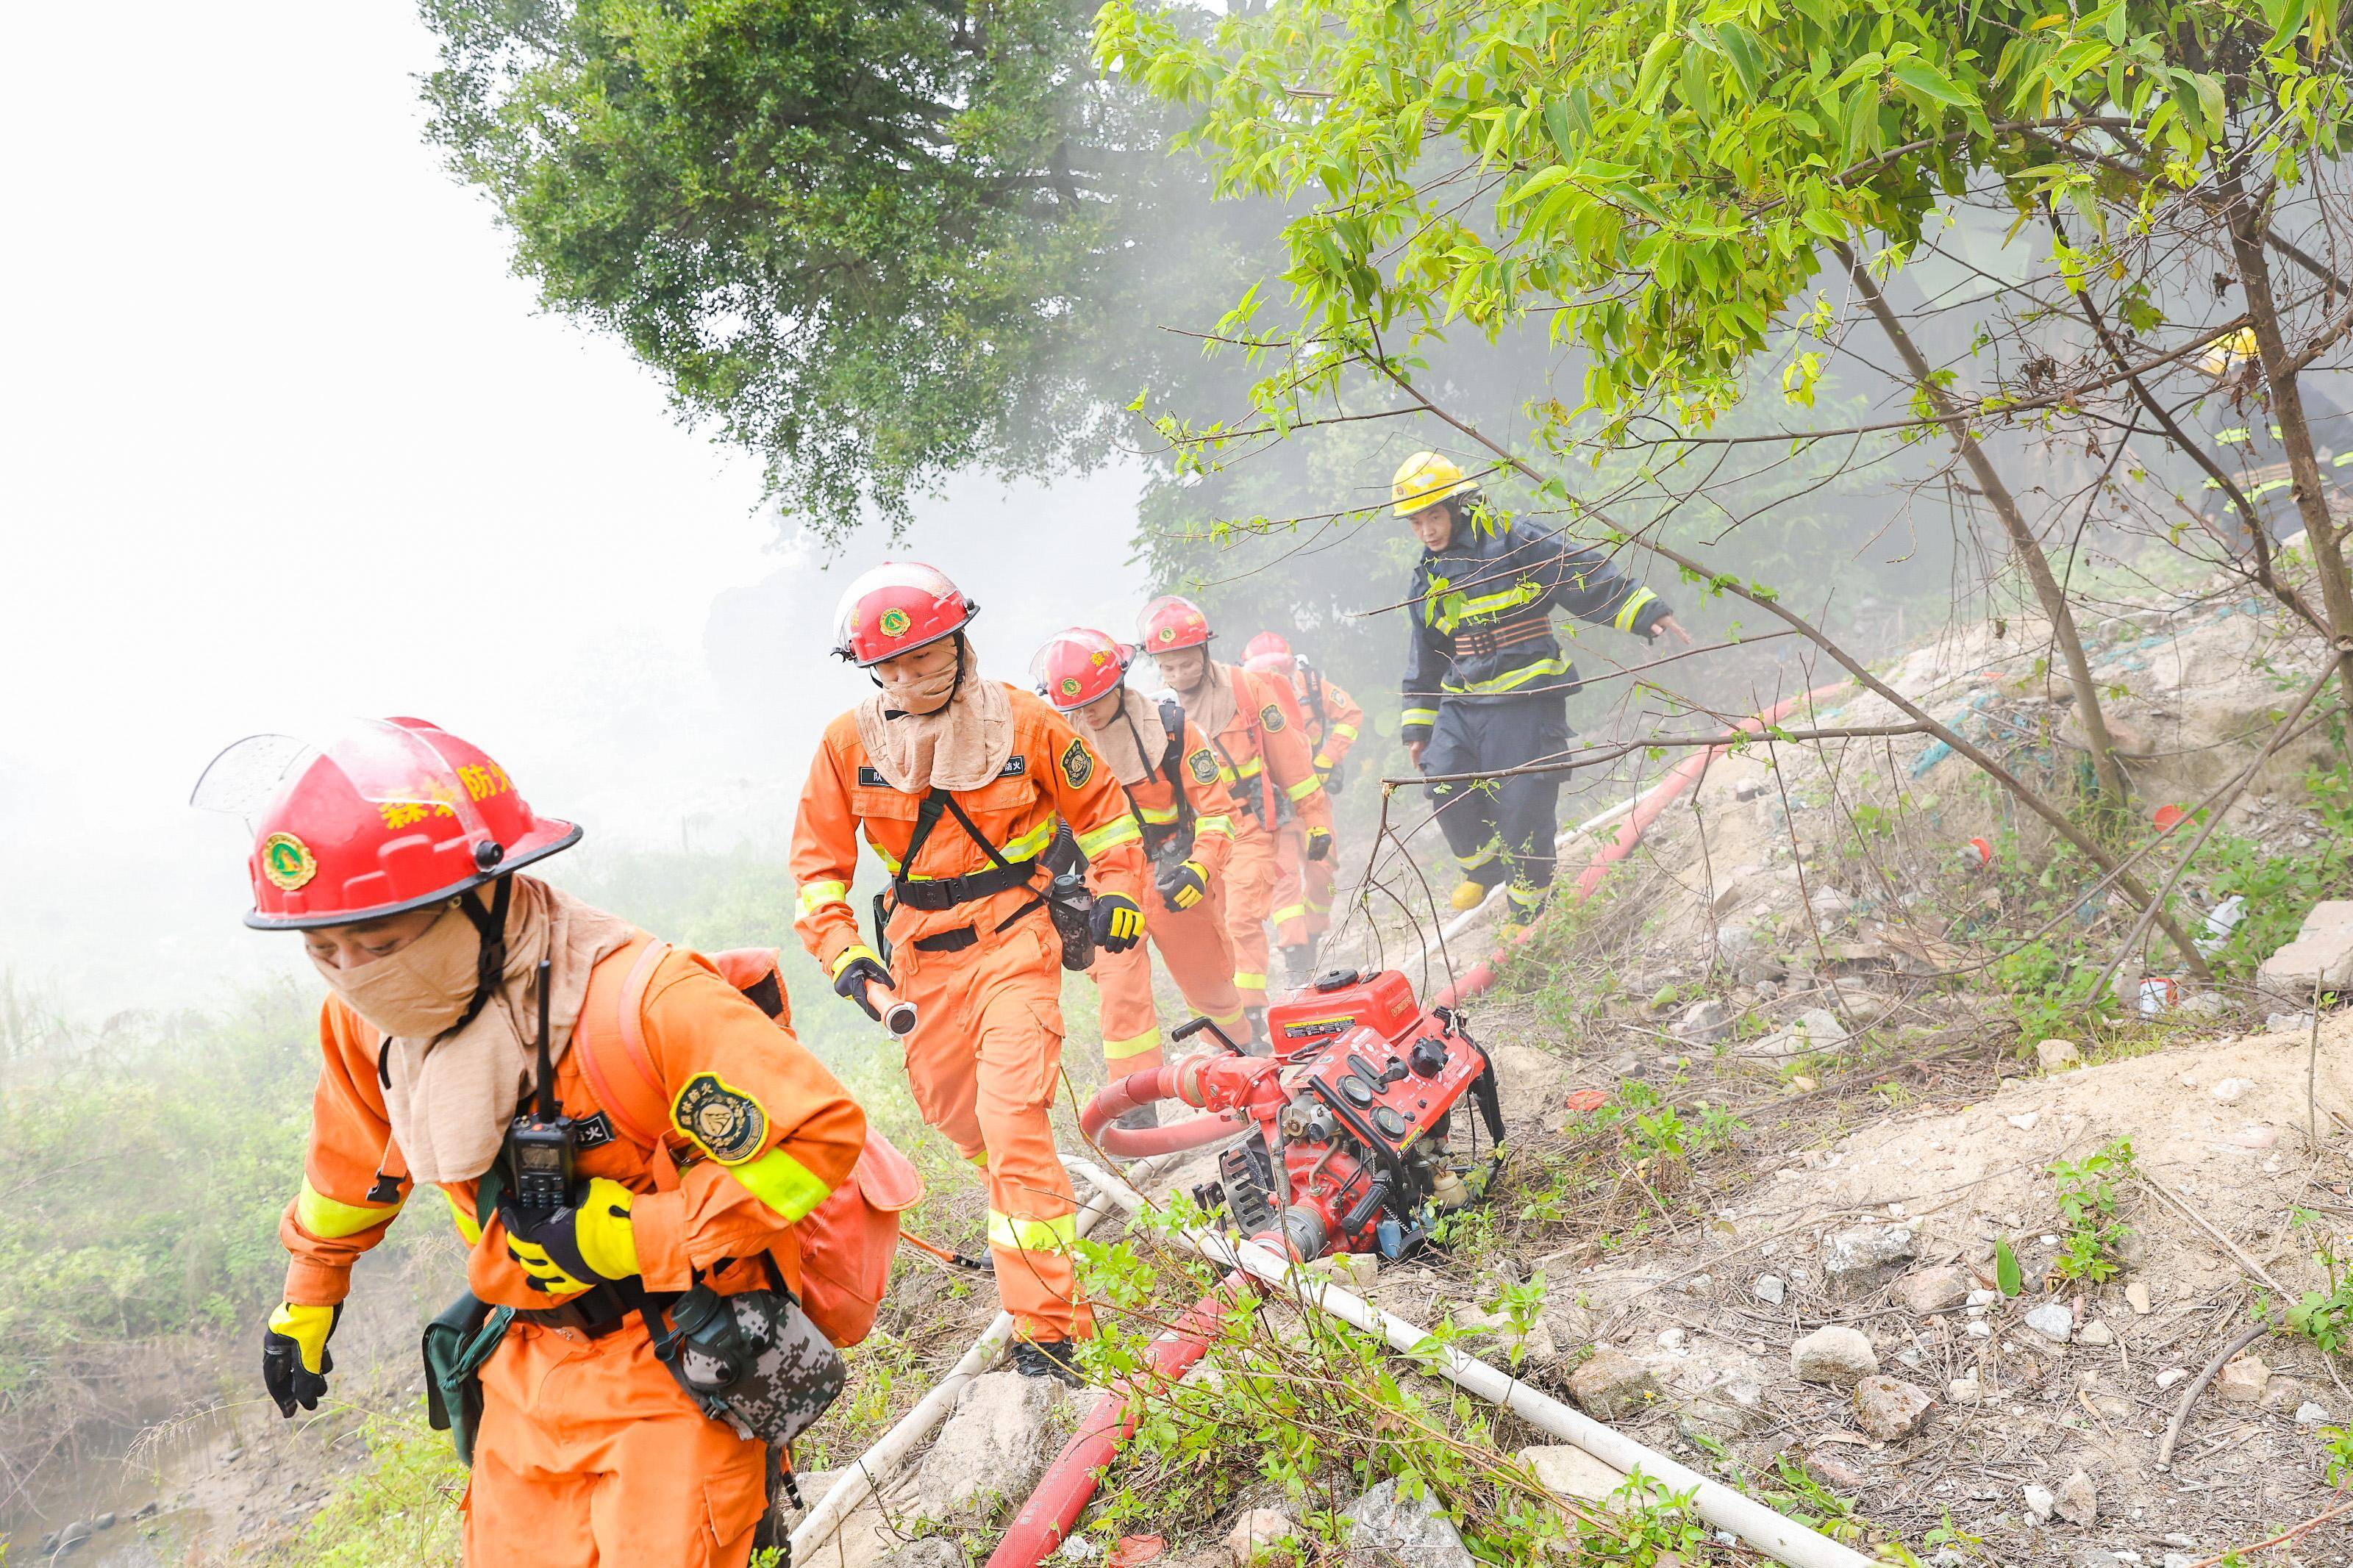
[792,564,1149,1378]
[1243,631,1365,987]
[1032,627,1253,1109]
[199,717,867,1568]
[1136,595,1332,1038]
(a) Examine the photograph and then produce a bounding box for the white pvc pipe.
[790,1155,1182,1561]
[1062,1158,1876,1568]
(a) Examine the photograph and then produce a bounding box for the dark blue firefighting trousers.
[1423,694,1572,919]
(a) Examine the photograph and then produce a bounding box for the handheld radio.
[504,959,577,1217]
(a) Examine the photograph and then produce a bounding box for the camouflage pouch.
[657,1284,848,1447]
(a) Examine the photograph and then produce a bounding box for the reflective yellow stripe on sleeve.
[796,879,851,921]
[1612,587,1659,633]
[987,1209,1079,1253]
[297,1177,401,1240]
[1331,723,1358,741]
[1194,814,1233,840]
[443,1189,485,1246]
[1103,1027,1163,1062]
[728,1148,835,1225]
[1075,815,1143,858]
[1401,706,1438,728]
[1271,903,1307,923]
[1285,774,1324,803]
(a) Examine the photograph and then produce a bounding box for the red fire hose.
[1433,684,1847,1008]
[987,1277,1242,1566]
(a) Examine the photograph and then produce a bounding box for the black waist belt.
[893,858,1038,912]
[517,1284,632,1339]
[912,926,979,953]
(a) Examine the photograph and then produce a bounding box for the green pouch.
[421,1291,514,1465]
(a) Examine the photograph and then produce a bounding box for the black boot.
[1243,1006,1269,1055]
[1012,1339,1085,1386]
[1282,943,1318,987]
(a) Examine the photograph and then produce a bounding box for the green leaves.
[1889,57,1974,108]
[1993,1236,2024,1297]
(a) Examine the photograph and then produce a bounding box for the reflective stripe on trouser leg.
[896,922,1090,1341]
[1303,853,1336,939]
[1222,822,1280,1006]
[1269,820,1311,948]
[1092,918,1165,1075]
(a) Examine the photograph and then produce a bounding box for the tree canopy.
[421,0,1254,534]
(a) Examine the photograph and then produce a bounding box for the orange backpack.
[573,939,921,1347]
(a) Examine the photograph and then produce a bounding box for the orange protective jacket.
[1203,663,1333,841]
[279,937,867,1311]
[790,685,1149,972]
[1296,667,1364,773]
[1123,711,1243,881]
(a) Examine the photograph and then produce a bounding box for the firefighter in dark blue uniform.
[1393,453,1691,922]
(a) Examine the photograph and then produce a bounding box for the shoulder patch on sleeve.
[1188,747,1220,785]
[1260,703,1288,733]
[1059,737,1095,789]
[671,1073,769,1165]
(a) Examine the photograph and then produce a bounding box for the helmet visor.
[190,720,500,843]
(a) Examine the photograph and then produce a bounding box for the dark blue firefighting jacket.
[1399,511,1670,745]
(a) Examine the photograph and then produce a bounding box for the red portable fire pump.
[1079,965,1507,1261]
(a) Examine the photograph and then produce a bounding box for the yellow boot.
[1450,880,1488,912]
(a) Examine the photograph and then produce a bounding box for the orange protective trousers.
[896,917,1090,1342]
[1093,879,1248,1073]
[1270,822,1337,948]
[1221,820,1282,1009]
[466,1320,767,1567]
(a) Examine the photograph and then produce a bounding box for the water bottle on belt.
[1045,867,1096,972]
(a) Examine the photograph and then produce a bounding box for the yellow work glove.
[263,1301,339,1417]
[501,1177,640,1296]
[1091,892,1147,953]
[1154,859,1209,913]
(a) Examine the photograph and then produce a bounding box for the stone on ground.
[2076,1320,2113,1346]
[1224,1508,1296,1564]
[1674,998,1732,1043]
[2216,1352,2271,1403]
[1790,1325,1878,1386]
[1852,1375,1935,1440]
[2125,1281,2152,1314]
[1750,1006,1847,1058]
[2023,1303,2074,1344]
[1342,1478,1475,1568]
[914,1368,1071,1522]
[1820,1223,1917,1295]
[1752,1273,1786,1305]
[2036,1038,2082,1072]
[876,1542,963,1568]
[2258,899,2353,994]
[1518,1444,1628,1505]
[2054,1468,2097,1525]
[1566,1347,1659,1420]
[1891,1265,1970,1315]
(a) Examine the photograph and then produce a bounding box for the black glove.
[1154,858,1209,913]
[831,947,894,1022]
[1092,893,1146,953]
[262,1301,340,1418]
[1305,827,1334,862]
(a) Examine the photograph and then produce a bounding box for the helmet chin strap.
[436,874,513,1045]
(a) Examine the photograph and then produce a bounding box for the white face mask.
[310,906,479,1038]
[879,662,960,717]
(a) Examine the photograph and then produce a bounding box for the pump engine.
[1079,968,1505,1261]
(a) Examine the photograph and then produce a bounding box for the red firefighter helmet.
[1138,594,1213,654]
[191,717,581,930]
[1242,631,1293,662]
[1030,628,1131,712]
[832,562,979,667]
[1243,650,1293,681]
